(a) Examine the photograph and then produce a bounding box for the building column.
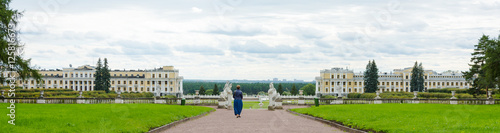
[180,80,183,94]
[315,80,319,94]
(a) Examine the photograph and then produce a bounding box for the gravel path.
[164,106,344,133]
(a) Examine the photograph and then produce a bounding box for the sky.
[10,0,500,81]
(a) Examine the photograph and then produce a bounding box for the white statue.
[219,81,233,109]
[268,82,281,108]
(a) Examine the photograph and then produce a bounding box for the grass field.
[0,103,213,133]
[242,101,269,109]
[291,104,500,133]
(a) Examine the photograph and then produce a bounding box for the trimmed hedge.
[348,92,483,99]
[428,88,468,93]
[1,89,156,98]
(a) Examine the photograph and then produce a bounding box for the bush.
[428,88,468,93]
[348,93,362,98]
[321,95,337,99]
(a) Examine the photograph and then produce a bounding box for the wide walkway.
[164,106,344,133]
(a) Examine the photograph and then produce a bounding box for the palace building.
[315,67,471,96]
[3,65,184,96]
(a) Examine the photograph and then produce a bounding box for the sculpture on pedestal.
[219,81,233,109]
[268,82,281,110]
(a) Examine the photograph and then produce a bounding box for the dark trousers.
[233,99,243,115]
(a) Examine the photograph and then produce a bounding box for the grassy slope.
[0,104,213,133]
[292,104,500,133]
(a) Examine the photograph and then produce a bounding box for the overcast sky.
[11,0,500,81]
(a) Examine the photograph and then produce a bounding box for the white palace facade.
[315,67,471,96]
[3,65,184,96]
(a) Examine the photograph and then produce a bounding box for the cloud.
[282,26,326,39]
[203,22,268,36]
[191,7,203,13]
[337,32,358,41]
[107,40,171,55]
[175,45,224,55]
[230,40,301,54]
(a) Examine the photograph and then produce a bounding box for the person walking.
[233,85,243,118]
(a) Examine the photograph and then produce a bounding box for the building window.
[129,81,132,84]
[118,81,120,84]
[325,82,328,85]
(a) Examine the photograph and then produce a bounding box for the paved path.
[164,106,344,133]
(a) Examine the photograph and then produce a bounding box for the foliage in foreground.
[0,104,213,133]
[292,104,500,133]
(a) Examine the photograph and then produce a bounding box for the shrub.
[348,93,362,98]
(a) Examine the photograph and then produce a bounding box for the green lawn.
[0,103,213,133]
[242,101,269,109]
[291,104,500,133]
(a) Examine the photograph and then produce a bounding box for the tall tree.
[277,83,284,95]
[199,85,205,95]
[364,60,379,92]
[291,84,298,95]
[418,63,425,91]
[0,0,42,84]
[410,61,425,92]
[213,84,219,95]
[94,58,103,91]
[464,34,498,98]
[102,58,111,93]
[482,34,500,94]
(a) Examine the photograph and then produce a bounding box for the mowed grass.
[291,104,500,133]
[0,103,213,133]
[242,101,269,109]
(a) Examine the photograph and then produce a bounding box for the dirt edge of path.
[286,109,379,133]
[148,108,216,133]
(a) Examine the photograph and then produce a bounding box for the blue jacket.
[233,89,243,100]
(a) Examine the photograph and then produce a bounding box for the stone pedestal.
[115,98,123,104]
[412,91,418,99]
[486,99,495,105]
[298,97,305,105]
[77,98,85,104]
[268,105,275,111]
[412,100,420,104]
[37,98,46,104]
[450,99,458,104]
[331,97,343,104]
[194,96,200,105]
[218,98,226,108]
[154,97,166,104]
[374,99,382,104]
[275,98,283,109]
[375,91,381,99]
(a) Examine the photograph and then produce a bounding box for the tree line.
[183,82,315,95]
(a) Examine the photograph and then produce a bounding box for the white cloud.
[9,0,500,80]
[191,7,202,13]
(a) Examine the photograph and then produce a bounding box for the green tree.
[291,84,298,95]
[482,34,500,94]
[410,61,425,92]
[300,83,316,95]
[277,83,284,95]
[0,0,42,84]
[94,58,103,91]
[102,58,111,93]
[364,60,379,92]
[464,34,499,98]
[199,86,205,95]
[205,89,213,95]
[213,84,219,95]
